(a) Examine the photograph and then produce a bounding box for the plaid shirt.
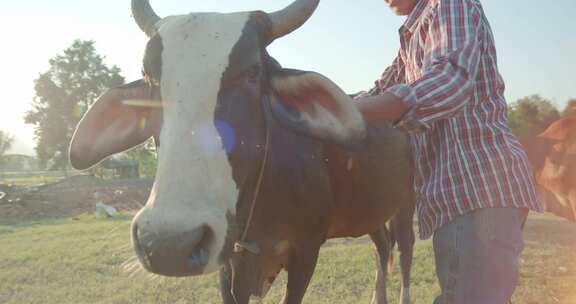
[360,0,542,239]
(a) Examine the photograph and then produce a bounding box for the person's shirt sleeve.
[389,0,483,132]
[354,53,405,99]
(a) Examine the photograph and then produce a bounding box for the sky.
[1,0,575,155]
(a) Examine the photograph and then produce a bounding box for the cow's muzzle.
[131,222,214,276]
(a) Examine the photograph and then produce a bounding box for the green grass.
[0,215,575,304]
[0,175,64,186]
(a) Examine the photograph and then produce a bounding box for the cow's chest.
[324,146,409,238]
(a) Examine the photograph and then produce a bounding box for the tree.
[0,131,14,179]
[0,130,14,165]
[562,98,576,117]
[25,40,124,170]
[508,95,560,137]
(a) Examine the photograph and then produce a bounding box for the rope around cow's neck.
[233,126,271,255]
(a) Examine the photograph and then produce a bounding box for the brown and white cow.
[69,1,413,303]
[520,116,576,222]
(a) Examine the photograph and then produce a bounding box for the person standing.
[354,0,543,303]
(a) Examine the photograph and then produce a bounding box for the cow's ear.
[69,79,162,170]
[268,69,366,146]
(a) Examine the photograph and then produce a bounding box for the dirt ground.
[0,175,152,224]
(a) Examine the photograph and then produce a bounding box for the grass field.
[0,175,64,186]
[0,213,575,304]
[0,171,69,186]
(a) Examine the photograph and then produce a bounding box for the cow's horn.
[131,0,161,37]
[268,0,320,40]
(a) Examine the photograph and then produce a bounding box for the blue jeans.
[433,208,527,304]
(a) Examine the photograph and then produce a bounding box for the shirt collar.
[399,0,430,34]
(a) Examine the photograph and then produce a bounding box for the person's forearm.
[355,92,410,124]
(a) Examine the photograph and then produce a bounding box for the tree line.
[509,95,576,138]
[1,40,574,177]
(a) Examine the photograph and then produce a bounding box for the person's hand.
[355,92,409,124]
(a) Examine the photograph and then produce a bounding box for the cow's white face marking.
[138,12,251,273]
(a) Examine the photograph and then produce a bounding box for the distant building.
[100,158,140,179]
[0,154,39,171]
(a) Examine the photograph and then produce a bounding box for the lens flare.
[214,120,237,153]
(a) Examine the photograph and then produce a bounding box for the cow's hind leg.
[390,202,415,304]
[281,245,321,304]
[370,226,392,304]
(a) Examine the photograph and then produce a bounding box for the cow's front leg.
[570,190,576,222]
[281,245,321,304]
[370,227,391,304]
[219,262,239,304]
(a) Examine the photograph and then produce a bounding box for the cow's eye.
[246,65,262,82]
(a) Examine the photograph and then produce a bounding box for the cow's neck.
[234,105,333,243]
[520,136,553,173]
[223,99,269,234]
